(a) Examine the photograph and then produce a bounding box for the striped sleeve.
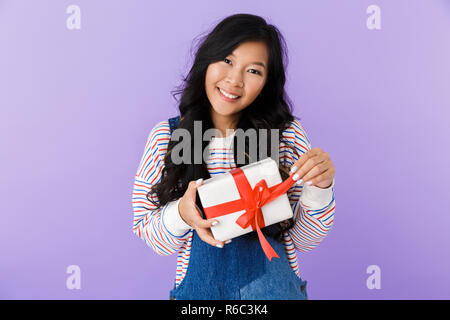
[132,120,191,256]
[281,119,336,253]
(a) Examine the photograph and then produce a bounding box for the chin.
[210,104,237,116]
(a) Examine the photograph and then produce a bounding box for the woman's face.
[205,41,269,126]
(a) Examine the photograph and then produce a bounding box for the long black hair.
[148,13,300,242]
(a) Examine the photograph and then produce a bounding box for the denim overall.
[167,116,308,300]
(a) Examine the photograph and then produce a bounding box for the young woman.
[132,13,336,300]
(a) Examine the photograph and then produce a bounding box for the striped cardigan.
[132,119,335,288]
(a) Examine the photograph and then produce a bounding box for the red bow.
[202,167,297,261]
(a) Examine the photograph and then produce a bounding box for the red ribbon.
[202,167,297,261]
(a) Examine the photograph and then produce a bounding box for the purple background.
[1,0,449,299]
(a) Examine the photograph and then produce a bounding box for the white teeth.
[219,88,239,99]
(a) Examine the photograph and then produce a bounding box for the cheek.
[206,64,226,84]
[246,79,266,97]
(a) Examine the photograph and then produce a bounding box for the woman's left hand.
[290,147,335,189]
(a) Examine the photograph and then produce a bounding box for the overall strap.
[168,115,180,134]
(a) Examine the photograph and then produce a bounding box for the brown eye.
[223,58,262,76]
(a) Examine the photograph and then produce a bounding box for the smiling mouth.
[217,87,241,101]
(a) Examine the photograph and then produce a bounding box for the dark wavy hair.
[148,13,301,242]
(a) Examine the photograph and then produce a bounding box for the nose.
[226,69,244,87]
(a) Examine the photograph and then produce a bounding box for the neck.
[210,110,241,137]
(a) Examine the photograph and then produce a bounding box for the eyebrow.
[229,53,266,69]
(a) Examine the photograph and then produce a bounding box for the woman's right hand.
[178,178,229,248]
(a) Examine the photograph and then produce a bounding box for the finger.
[186,178,204,200]
[186,181,197,200]
[289,148,323,175]
[190,204,219,229]
[195,178,204,186]
[192,215,219,229]
[303,167,334,186]
[196,227,225,248]
[301,158,331,183]
[293,153,328,183]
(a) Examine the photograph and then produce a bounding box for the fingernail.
[225,239,232,244]
[216,244,223,248]
[292,173,300,181]
[305,181,312,186]
[211,220,218,226]
[296,178,303,185]
[290,165,298,173]
[196,178,203,186]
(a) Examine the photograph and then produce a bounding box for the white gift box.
[197,157,294,242]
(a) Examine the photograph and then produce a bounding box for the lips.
[217,87,241,102]
[218,87,241,97]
